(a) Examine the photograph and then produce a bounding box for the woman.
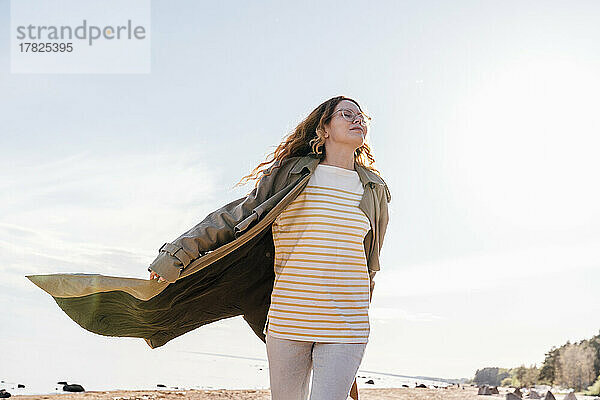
[151,95,389,400]
[28,95,390,400]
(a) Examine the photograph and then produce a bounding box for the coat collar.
[290,154,387,188]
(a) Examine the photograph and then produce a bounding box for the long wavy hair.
[234,95,382,190]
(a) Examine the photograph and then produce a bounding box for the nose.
[353,115,366,126]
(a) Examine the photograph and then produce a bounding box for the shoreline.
[6,385,581,400]
[0,370,457,397]
[7,387,466,399]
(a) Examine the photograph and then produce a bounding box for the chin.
[352,136,365,145]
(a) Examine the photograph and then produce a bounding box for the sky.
[1,0,600,390]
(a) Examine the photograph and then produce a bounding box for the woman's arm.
[369,270,376,302]
[148,161,286,283]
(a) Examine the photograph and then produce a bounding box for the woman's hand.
[149,270,166,282]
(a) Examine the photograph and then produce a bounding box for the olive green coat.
[26,154,391,349]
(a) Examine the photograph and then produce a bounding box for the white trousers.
[266,332,367,400]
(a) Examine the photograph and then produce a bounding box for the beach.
[6,385,551,399]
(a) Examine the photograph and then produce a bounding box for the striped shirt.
[265,163,371,343]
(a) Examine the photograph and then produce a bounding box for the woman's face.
[323,100,368,150]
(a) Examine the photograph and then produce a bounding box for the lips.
[350,127,364,135]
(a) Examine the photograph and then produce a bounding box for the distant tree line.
[472,331,600,394]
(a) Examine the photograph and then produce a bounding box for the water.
[1,353,453,397]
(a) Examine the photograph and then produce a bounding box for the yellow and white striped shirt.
[265,163,371,343]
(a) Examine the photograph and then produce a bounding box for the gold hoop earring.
[310,129,327,156]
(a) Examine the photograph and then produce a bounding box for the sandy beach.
[7,385,563,400]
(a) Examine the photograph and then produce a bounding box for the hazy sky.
[1,0,600,386]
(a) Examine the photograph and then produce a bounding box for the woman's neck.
[319,155,355,171]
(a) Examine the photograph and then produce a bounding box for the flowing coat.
[27,153,391,398]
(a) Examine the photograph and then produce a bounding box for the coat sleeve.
[369,182,390,301]
[148,162,283,283]
[378,183,390,252]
